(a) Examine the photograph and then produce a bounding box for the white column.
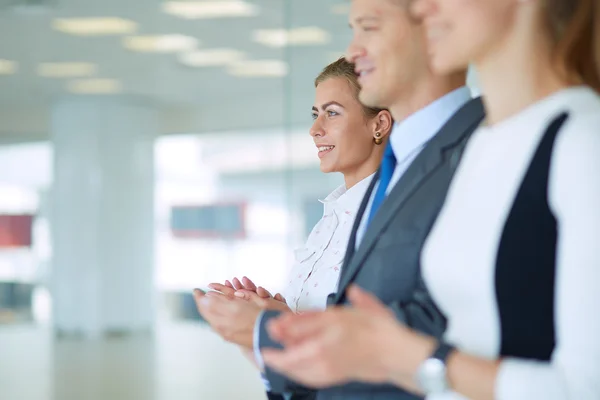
[50,97,157,338]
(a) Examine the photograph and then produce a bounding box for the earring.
[373,131,383,145]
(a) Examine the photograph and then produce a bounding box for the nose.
[310,116,325,138]
[345,34,365,64]
[411,0,435,20]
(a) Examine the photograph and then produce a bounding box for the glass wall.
[0,1,356,398]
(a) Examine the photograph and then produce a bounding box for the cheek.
[338,128,372,163]
[429,5,509,72]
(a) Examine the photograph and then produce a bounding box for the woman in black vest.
[261,0,600,399]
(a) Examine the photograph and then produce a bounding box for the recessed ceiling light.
[227,60,288,78]
[38,62,97,78]
[162,1,258,20]
[67,79,122,94]
[179,48,245,67]
[331,3,350,15]
[0,59,18,75]
[52,17,138,36]
[253,27,330,48]
[123,34,199,53]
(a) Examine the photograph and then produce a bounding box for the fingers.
[267,310,330,345]
[193,288,206,300]
[193,288,221,319]
[262,339,324,379]
[241,276,258,291]
[225,280,234,289]
[232,277,244,291]
[256,286,273,298]
[347,285,392,317]
[234,289,266,305]
[208,283,236,297]
[274,293,286,303]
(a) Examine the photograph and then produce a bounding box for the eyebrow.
[312,101,345,112]
[349,16,381,27]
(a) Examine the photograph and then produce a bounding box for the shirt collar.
[389,86,472,162]
[319,172,376,216]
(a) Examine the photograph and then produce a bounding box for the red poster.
[0,215,34,248]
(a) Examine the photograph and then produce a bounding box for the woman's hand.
[208,276,263,297]
[235,289,291,313]
[208,276,290,312]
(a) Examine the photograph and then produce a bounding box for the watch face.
[417,358,448,394]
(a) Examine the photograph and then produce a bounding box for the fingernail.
[234,291,245,299]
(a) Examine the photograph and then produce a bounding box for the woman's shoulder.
[548,88,600,195]
[555,88,600,148]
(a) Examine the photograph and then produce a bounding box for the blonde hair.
[315,57,388,118]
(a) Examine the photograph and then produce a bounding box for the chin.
[359,88,386,110]
[319,163,334,173]
[429,52,469,75]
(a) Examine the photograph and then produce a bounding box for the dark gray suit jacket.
[260,98,485,400]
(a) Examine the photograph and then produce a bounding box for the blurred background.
[0,1,478,399]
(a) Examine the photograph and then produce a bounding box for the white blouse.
[283,174,374,312]
[422,87,600,399]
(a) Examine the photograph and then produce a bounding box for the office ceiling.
[0,0,352,140]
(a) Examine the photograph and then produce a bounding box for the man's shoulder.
[431,96,485,148]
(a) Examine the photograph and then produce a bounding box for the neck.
[388,73,465,122]
[343,157,380,189]
[475,21,570,125]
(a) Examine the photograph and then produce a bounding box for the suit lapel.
[342,170,379,266]
[334,98,484,302]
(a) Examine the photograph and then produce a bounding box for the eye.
[362,26,377,32]
[327,110,339,117]
[311,113,318,120]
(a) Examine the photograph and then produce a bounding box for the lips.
[356,67,375,84]
[318,145,334,152]
[317,145,335,158]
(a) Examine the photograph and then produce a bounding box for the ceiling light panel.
[123,34,199,53]
[227,60,288,78]
[162,1,258,20]
[67,79,122,94]
[52,17,138,36]
[179,48,245,67]
[0,60,18,75]
[253,27,330,48]
[38,62,97,78]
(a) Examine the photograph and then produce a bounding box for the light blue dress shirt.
[254,86,473,391]
[355,86,472,247]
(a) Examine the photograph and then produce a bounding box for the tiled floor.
[0,322,267,400]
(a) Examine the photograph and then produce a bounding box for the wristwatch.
[416,341,455,395]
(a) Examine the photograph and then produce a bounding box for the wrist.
[384,328,436,383]
[415,340,457,395]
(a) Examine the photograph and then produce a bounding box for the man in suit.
[193,0,484,399]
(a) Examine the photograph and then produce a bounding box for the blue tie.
[367,143,397,225]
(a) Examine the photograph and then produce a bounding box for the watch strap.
[432,341,455,364]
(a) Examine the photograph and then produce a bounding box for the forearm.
[385,334,498,399]
[445,351,499,400]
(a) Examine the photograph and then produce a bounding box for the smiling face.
[310,77,381,175]
[346,0,430,110]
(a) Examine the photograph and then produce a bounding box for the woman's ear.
[372,110,394,139]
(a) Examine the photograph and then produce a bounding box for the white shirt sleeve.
[253,311,268,373]
[495,116,600,399]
